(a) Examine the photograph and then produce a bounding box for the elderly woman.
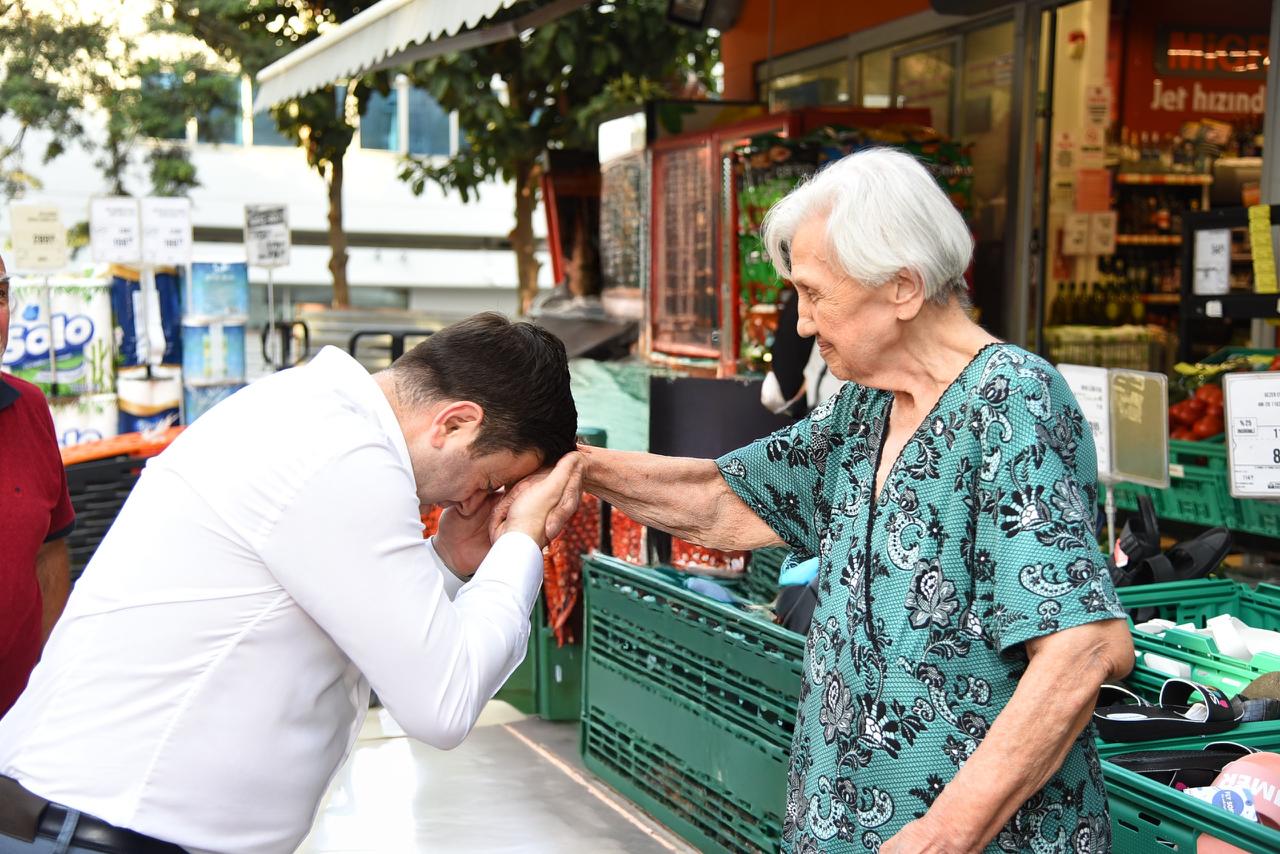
[581,148,1134,853]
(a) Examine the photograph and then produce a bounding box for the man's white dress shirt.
[0,347,544,854]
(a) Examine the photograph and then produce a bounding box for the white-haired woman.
[581,148,1134,853]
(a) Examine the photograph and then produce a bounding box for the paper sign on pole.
[1109,369,1169,489]
[244,204,290,269]
[89,197,141,264]
[140,197,193,266]
[9,204,67,272]
[1193,228,1232,295]
[1059,364,1112,479]
[1225,372,1280,498]
[1085,84,1111,128]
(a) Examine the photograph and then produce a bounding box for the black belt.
[0,775,187,854]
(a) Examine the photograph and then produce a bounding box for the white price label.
[90,197,141,264]
[10,204,67,272]
[1193,228,1231,295]
[244,204,290,268]
[1225,372,1280,497]
[1059,364,1112,479]
[1089,211,1117,256]
[141,197,193,266]
[1064,213,1091,256]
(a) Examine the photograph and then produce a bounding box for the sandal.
[1109,495,1162,586]
[1094,678,1244,743]
[1107,741,1258,789]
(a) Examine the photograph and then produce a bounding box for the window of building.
[360,89,399,151]
[761,60,850,110]
[196,75,243,145]
[407,87,451,156]
[141,73,188,141]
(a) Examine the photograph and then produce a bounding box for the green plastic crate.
[1119,580,1280,698]
[494,628,538,714]
[581,556,800,852]
[1239,497,1280,539]
[1098,724,1280,853]
[535,622,583,722]
[1161,440,1242,530]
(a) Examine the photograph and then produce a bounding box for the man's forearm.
[580,446,779,550]
[908,621,1130,851]
[36,538,70,645]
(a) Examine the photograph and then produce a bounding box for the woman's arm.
[881,618,1134,853]
[579,445,781,551]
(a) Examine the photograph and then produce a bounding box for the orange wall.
[721,0,932,101]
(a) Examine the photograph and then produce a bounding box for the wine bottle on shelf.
[1063,281,1078,324]
[1048,283,1066,326]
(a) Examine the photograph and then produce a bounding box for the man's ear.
[428,401,484,449]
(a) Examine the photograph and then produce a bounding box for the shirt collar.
[0,374,19,412]
[310,347,413,473]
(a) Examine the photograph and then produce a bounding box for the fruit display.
[544,494,602,646]
[1168,383,1224,441]
[669,536,749,578]
[610,506,646,564]
[421,505,444,538]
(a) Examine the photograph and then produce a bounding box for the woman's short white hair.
[761,147,973,305]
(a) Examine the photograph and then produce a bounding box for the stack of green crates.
[581,555,802,853]
[1117,579,1280,698]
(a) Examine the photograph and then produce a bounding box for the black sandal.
[1109,495,1162,587]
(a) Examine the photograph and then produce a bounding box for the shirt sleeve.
[715,387,854,559]
[425,537,465,601]
[258,442,542,749]
[31,393,75,541]
[972,360,1127,655]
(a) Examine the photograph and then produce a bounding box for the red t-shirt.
[0,373,75,716]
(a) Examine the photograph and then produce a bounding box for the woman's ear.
[891,270,927,321]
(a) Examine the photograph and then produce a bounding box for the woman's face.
[788,216,901,382]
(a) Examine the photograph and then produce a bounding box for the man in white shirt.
[0,313,583,854]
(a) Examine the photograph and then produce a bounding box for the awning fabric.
[253,0,586,111]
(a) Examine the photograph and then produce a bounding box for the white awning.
[253,0,588,112]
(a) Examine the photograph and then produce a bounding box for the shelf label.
[1059,364,1112,479]
[1206,300,1224,318]
[1109,369,1170,489]
[1089,211,1117,256]
[245,204,290,269]
[140,197,193,266]
[90,197,140,264]
[1064,213,1090,255]
[10,204,67,272]
[1226,372,1280,498]
[1248,204,1277,294]
[1193,228,1231,295]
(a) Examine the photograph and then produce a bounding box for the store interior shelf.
[1187,292,1280,319]
[1117,234,1183,246]
[1115,172,1214,186]
[1140,293,1182,305]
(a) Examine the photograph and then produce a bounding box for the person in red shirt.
[0,257,75,717]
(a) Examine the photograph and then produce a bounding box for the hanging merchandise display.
[48,393,118,449]
[110,265,183,368]
[181,317,248,384]
[187,262,250,318]
[1,278,114,396]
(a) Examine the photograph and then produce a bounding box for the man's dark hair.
[389,312,577,464]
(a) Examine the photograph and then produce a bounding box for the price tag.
[1089,211,1117,256]
[244,204,290,269]
[1086,84,1111,128]
[90,196,141,263]
[1064,213,1090,256]
[140,197,193,266]
[1109,369,1169,489]
[1225,372,1280,498]
[9,204,67,272]
[1059,364,1112,478]
[1206,300,1224,318]
[1193,228,1231,295]
[1248,205,1277,294]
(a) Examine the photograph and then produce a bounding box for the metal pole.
[1004,2,1044,349]
[42,277,58,394]
[140,265,155,379]
[266,266,276,369]
[1105,481,1116,557]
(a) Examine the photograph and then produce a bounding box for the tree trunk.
[510,159,542,315]
[327,155,350,309]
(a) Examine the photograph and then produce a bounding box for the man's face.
[401,399,543,516]
[0,256,9,360]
